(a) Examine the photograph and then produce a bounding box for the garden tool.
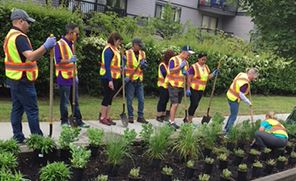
[183,74,189,123]
[201,59,222,124]
[249,89,254,123]
[69,47,78,127]
[119,47,128,127]
[49,34,54,137]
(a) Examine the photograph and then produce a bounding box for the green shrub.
[0,170,26,181]
[0,152,17,170]
[198,173,210,181]
[87,128,104,146]
[161,165,173,176]
[139,123,153,144]
[39,162,71,181]
[96,174,108,181]
[70,144,91,168]
[26,134,56,154]
[129,167,140,178]
[238,164,248,172]
[0,139,20,156]
[58,126,80,149]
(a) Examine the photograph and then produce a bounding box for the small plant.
[263,147,272,154]
[106,136,130,166]
[129,167,140,178]
[96,174,108,181]
[70,144,91,168]
[238,163,248,172]
[198,173,210,181]
[218,153,228,161]
[253,160,263,168]
[205,157,214,164]
[221,169,232,179]
[87,128,104,146]
[0,152,18,170]
[266,159,276,166]
[234,149,245,157]
[0,139,20,155]
[123,128,137,147]
[213,146,229,156]
[161,165,173,176]
[26,134,56,154]
[58,126,80,149]
[277,156,287,162]
[291,151,296,158]
[186,160,195,168]
[287,141,294,147]
[139,123,153,143]
[39,162,71,181]
[0,169,26,181]
[250,149,261,156]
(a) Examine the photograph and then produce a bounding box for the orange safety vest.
[265,119,288,138]
[55,39,77,79]
[100,44,121,79]
[166,56,188,88]
[190,62,210,91]
[125,49,146,81]
[157,62,168,89]
[3,29,38,81]
[226,72,250,102]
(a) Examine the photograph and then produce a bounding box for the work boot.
[100,118,111,126]
[137,117,148,124]
[170,122,180,130]
[107,117,116,125]
[156,116,163,122]
[128,117,134,123]
[76,120,90,128]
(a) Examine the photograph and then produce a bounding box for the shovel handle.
[49,34,54,137]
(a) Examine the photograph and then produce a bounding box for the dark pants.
[59,82,82,125]
[157,87,169,112]
[7,78,43,143]
[188,88,204,116]
[101,79,120,106]
[126,81,144,118]
[255,131,288,149]
[224,100,239,132]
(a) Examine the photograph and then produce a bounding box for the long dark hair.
[163,49,175,65]
[107,32,123,45]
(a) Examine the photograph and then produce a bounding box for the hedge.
[1,1,295,97]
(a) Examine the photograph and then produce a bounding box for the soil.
[17,141,296,181]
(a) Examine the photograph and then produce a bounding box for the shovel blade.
[201,115,212,124]
[120,112,128,127]
[69,115,78,127]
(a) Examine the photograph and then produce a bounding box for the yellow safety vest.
[3,29,38,81]
[226,72,250,102]
[157,62,168,89]
[166,56,188,88]
[125,49,146,81]
[100,44,121,79]
[55,39,77,79]
[265,119,288,138]
[191,62,210,91]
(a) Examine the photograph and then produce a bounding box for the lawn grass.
[0,95,295,122]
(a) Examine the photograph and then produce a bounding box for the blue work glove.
[69,55,77,63]
[43,36,56,50]
[186,89,191,97]
[140,59,148,70]
[212,68,220,77]
[124,77,130,83]
[182,68,187,76]
[122,55,127,65]
[179,60,187,69]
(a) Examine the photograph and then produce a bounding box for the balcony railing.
[198,0,238,16]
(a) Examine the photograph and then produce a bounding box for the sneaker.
[137,117,148,124]
[107,117,116,125]
[78,123,90,128]
[61,122,70,127]
[170,122,180,130]
[128,117,134,123]
[156,116,163,122]
[100,118,111,126]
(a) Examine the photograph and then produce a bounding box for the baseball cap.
[10,8,36,23]
[132,38,144,48]
[181,45,195,54]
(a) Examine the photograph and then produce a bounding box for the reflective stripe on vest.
[157,62,168,88]
[226,72,250,102]
[166,56,188,88]
[55,39,77,79]
[191,63,210,91]
[125,49,145,81]
[99,44,121,79]
[3,29,38,81]
[265,119,288,138]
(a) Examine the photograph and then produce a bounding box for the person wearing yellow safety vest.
[156,49,175,122]
[124,38,148,124]
[254,112,288,150]
[224,68,259,132]
[54,23,89,128]
[186,53,219,123]
[166,45,195,130]
[3,9,56,143]
[99,32,123,126]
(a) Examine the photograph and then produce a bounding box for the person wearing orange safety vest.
[254,112,288,150]
[224,68,259,132]
[99,32,123,126]
[186,53,219,123]
[124,38,148,124]
[166,45,195,130]
[4,9,56,143]
[54,23,89,128]
[156,49,175,122]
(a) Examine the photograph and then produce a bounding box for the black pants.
[188,89,204,116]
[255,131,288,149]
[157,87,169,112]
[101,79,120,106]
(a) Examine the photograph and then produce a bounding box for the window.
[201,15,218,30]
[106,0,126,10]
[155,3,182,22]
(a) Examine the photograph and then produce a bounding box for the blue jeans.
[7,79,43,142]
[126,81,144,118]
[224,100,239,132]
[59,83,82,125]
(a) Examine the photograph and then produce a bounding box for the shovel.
[120,47,128,127]
[48,34,54,137]
[69,50,78,127]
[183,74,189,123]
[201,60,222,124]
[249,89,254,126]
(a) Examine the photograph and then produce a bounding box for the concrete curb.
[252,167,296,181]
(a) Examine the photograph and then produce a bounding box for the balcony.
[198,0,238,16]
